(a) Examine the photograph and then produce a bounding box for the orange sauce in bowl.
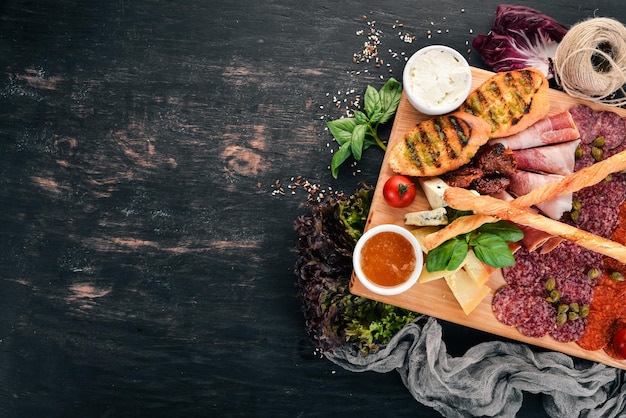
[360,231,417,287]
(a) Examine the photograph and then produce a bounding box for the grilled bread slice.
[388,111,491,177]
[460,68,549,139]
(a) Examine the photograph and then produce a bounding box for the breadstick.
[444,187,626,262]
[422,214,498,250]
[422,149,626,250]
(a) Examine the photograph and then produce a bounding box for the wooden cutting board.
[349,67,626,369]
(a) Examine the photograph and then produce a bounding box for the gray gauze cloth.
[327,316,626,418]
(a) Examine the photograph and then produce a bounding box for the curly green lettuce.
[294,185,417,355]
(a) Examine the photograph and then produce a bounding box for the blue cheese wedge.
[404,207,448,226]
[418,177,449,209]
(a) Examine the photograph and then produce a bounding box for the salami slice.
[550,318,588,343]
[596,110,626,150]
[492,285,532,327]
[576,285,617,350]
[516,296,556,338]
[555,273,594,306]
[569,104,595,144]
[503,246,546,291]
[574,181,626,210]
[602,319,625,360]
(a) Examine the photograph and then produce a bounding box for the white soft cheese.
[407,49,470,110]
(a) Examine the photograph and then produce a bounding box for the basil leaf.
[477,221,524,242]
[364,86,383,124]
[471,233,515,268]
[350,124,366,161]
[426,238,468,272]
[331,141,352,179]
[353,110,369,125]
[326,118,358,145]
[378,77,402,124]
[362,134,378,150]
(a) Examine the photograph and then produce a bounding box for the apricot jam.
[360,231,417,287]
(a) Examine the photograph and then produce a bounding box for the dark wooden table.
[1,1,624,416]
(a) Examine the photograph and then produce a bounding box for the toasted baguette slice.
[460,68,550,138]
[388,111,491,177]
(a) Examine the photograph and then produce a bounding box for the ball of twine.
[553,17,626,106]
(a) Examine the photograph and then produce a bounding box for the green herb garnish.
[326,78,402,178]
[425,220,523,272]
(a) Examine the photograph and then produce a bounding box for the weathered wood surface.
[0,0,623,416]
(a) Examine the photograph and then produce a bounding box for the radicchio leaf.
[472,4,568,78]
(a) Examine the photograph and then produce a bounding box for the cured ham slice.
[491,190,559,252]
[512,139,580,175]
[508,171,572,220]
[488,111,580,150]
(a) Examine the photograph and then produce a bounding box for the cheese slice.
[445,268,491,315]
[410,226,440,254]
[463,249,490,287]
[418,177,449,209]
[405,207,448,226]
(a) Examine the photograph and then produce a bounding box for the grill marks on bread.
[389,112,491,177]
[460,68,549,139]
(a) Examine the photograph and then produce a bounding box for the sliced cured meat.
[508,170,572,220]
[595,110,626,150]
[554,273,594,305]
[550,318,588,343]
[492,285,531,327]
[575,205,620,238]
[571,104,625,149]
[539,237,563,254]
[516,296,556,338]
[574,180,626,210]
[603,318,626,360]
[512,140,580,176]
[569,105,595,143]
[502,246,547,291]
[576,285,617,351]
[488,111,580,150]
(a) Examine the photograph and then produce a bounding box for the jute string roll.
[553,17,626,106]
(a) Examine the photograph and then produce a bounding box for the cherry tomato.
[613,328,626,358]
[383,175,416,208]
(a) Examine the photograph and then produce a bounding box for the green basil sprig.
[326,78,402,179]
[425,220,524,272]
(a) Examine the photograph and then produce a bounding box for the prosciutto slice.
[489,111,580,150]
[512,139,580,175]
[491,190,558,252]
[508,171,572,220]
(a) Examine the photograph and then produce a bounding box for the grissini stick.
[422,149,626,250]
[443,187,626,262]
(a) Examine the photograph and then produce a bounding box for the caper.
[568,311,580,321]
[604,174,613,183]
[592,146,604,161]
[580,305,590,318]
[571,198,582,211]
[545,277,556,292]
[556,312,568,325]
[557,304,570,314]
[569,302,580,313]
[575,144,584,160]
[587,268,600,280]
[570,209,580,223]
[592,136,606,147]
[549,289,561,303]
[610,271,625,282]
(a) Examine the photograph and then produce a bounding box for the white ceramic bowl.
[353,224,423,296]
[402,45,472,115]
